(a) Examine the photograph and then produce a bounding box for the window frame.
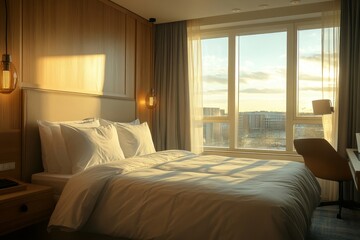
[200,18,325,158]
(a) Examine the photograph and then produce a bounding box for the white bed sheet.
[49,150,320,240]
[31,172,72,200]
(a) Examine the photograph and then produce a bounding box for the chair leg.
[337,181,343,219]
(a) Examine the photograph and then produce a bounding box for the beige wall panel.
[21,89,136,181]
[22,0,131,98]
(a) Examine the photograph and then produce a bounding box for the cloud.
[203,75,227,85]
[240,88,284,94]
[300,54,321,63]
[239,71,270,84]
[298,73,322,82]
[203,71,271,85]
[203,89,228,95]
[300,86,334,92]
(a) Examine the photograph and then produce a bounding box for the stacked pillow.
[60,124,125,174]
[37,118,101,174]
[37,118,156,174]
[100,119,156,158]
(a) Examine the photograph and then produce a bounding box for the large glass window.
[237,32,287,150]
[202,37,229,147]
[201,21,330,153]
[202,37,228,117]
[297,28,323,116]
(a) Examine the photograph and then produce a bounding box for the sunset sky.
[201,28,325,115]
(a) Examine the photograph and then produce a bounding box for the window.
[201,20,331,154]
[202,37,229,147]
[297,28,323,116]
[237,32,287,150]
[202,37,228,117]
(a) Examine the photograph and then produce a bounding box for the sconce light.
[312,99,334,115]
[146,88,157,109]
[0,0,18,94]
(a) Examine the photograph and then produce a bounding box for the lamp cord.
[5,0,7,55]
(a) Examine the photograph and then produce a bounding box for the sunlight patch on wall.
[33,54,106,95]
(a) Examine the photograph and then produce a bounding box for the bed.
[31,172,72,201]
[23,89,321,240]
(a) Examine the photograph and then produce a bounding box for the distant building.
[203,107,228,146]
[203,108,286,149]
[203,108,323,150]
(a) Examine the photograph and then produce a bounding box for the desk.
[346,148,360,190]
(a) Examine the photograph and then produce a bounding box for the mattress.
[31,172,72,201]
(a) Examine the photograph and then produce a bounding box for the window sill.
[203,148,304,162]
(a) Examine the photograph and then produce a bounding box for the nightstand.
[0,183,54,236]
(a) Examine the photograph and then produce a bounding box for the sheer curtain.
[318,1,340,201]
[187,20,203,154]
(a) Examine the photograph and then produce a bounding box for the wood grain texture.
[136,21,154,130]
[0,130,21,179]
[1,0,154,182]
[22,0,138,98]
[0,184,54,236]
[0,0,21,180]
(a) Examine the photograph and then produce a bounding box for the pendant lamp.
[146,88,157,109]
[0,0,17,94]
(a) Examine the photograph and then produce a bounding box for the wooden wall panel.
[136,21,154,130]
[126,15,136,98]
[22,0,133,98]
[0,0,21,179]
[1,0,154,181]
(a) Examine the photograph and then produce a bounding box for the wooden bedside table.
[0,183,54,236]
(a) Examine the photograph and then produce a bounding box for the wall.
[0,0,21,179]
[0,0,154,180]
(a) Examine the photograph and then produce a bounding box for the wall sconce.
[312,99,334,115]
[0,0,18,94]
[146,88,157,109]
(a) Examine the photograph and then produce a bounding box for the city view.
[203,107,324,150]
[201,29,328,151]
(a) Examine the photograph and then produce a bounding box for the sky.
[202,28,328,115]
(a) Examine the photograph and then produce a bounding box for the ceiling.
[110,0,332,24]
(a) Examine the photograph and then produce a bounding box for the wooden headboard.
[21,89,136,182]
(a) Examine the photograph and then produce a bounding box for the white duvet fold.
[48,150,194,231]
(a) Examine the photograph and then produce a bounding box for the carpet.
[307,205,360,240]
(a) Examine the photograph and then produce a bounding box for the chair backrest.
[294,138,352,181]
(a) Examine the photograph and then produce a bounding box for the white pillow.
[99,118,140,126]
[60,124,125,174]
[37,119,100,174]
[112,122,156,158]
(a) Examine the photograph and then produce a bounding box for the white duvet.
[48,150,320,240]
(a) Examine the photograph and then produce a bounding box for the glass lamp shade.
[312,99,334,115]
[0,54,18,94]
[146,89,157,109]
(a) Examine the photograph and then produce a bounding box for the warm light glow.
[148,96,154,107]
[0,57,18,94]
[2,70,10,89]
[139,99,146,106]
[146,88,157,109]
[37,54,106,93]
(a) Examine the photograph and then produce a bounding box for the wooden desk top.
[346,148,360,190]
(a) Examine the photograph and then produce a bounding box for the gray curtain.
[153,21,191,151]
[338,0,360,202]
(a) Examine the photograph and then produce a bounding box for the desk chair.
[294,138,352,219]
